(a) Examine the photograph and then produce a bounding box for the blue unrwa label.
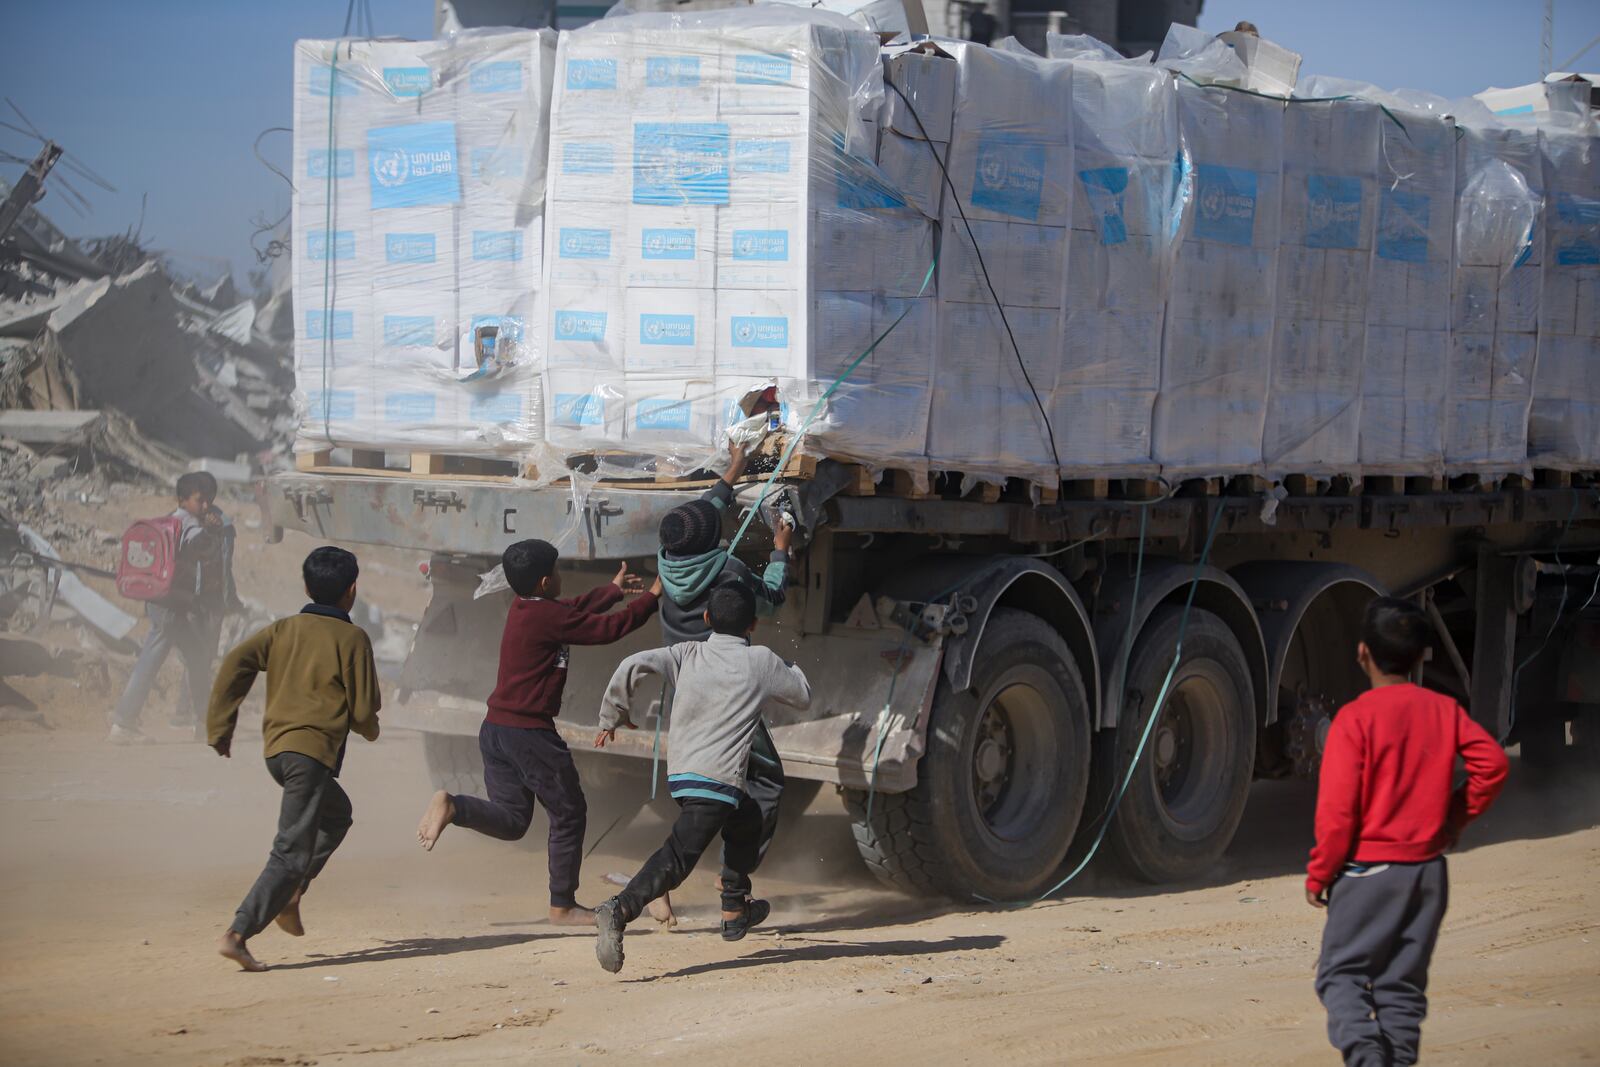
[645,57,700,87]
[566,59,617,90]
[639,313,695,345]
[636,398,693,431]
[307,149,355,180]
[642,229,696,260]
[731,316,788,348]
[1078,167,1129,245]
[383,315,435,347]
[1305,174,1363,249]
[367,122,460,209]
[385,233,436,264]
[305,389,357,420]
[1377,189,1430,263]
[385,393,436,422]
[555,309,608,343]
[560,228,612,259]
[633,123,730,206]
[732,230,788,261]
[972,135,1046,221]
[473,231,523,261]
[305,230,355,261]
[735,55,791,85]
[555,393,604,426]
[470,61,522,94]
[563,143,614,175]
[383,67,431,97]
[471,393,522,423]
[734,139,790,174]
[305,310,354,340]
[1193,164,1257,246]
[1552,195,1600,265]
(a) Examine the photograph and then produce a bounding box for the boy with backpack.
[593,582,811,974]
[110,470,234,744]
[1308,596,1510,1067]
[208,546,380,972]
[415,538,661,926]
[655,443,794,874]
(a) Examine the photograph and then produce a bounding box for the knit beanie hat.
[660,499,722,555]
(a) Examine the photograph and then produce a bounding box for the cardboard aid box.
[1217,31,1301,98]
[625,287,716,373]
[545,369,623,447]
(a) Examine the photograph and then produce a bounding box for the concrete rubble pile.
[288,13,1598,485]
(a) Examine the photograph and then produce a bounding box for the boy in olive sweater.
[207,546,381,972]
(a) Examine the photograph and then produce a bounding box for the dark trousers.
[664,682,785,873]
[1316,858,1449,1067]
[231,752,353,939]
[112,603,214,729]
[614,794,763,925]
[450,722,587,909]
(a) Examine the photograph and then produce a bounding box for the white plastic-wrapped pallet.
[291,30,556,458]
[1048,34,1177,477]
[1447,122,1543,476]
[1262,95,1380,477]
[540,7,936,474]
[930,41,1072,484]
[1153,29,1283,478]
[1529,120,1600,472]
[1357,105,1456,475]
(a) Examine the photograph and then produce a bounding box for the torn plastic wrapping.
[291,30,557,456]
[1530,119,1600,471]
[1447,123,1542,474]
[540,7,937,478]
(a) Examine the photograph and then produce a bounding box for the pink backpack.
[116,516,185,602]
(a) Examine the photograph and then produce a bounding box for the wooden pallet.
[295,449,533,482]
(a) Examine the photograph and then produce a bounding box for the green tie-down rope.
[643,257,938,800]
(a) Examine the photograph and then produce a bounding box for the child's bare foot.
[417,790,454,851]
[274,890,305,937]
[218,930,268,972]
[647,891,678,929]
[549,904,597,927]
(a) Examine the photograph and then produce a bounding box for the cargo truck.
[268,460,1600,900]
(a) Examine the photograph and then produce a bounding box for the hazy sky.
[2,0,1597,286]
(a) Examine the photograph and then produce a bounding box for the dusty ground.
[0,716,1595,1067]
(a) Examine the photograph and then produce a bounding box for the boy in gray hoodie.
[591,582,811,974]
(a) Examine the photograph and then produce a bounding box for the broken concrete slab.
[0,409,102,446]
[16,522,137,643]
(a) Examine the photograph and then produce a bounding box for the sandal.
[720,897,771,942]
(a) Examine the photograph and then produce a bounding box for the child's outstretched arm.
[206,625,274,757]
[595,646,680,746]
[563,577,662,647]
[1447,705,1510,839]
[760,649,811,711]
[1306,713,1364,905]
[346,629,383,742]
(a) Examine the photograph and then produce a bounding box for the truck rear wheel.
[845,609,1091,900]
[1098,606,1256,884]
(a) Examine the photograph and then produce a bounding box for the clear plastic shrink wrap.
[1046,33,1178,478]
[292,30,557,456]
[1448,123,1542,475]
[926,40,1072,484]
[1153,27,1283,478]
[1530,120,1600,471]
[540,8,936,476]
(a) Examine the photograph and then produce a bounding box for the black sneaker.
[595,897,625,974]
[720,898,771,942]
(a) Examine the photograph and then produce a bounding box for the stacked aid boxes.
[291,30,556,454]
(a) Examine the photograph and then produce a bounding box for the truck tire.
[845,609,1092,900]
[1098,606,1256,884]
[423,731,485,797]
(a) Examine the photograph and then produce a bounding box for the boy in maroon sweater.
[1308,597,1509,1067]
[417,539,660,925]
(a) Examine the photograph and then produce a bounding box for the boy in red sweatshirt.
[416,539,659,926]
[1308,596,1509,1067]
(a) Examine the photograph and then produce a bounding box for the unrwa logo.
[978,147,1009,192]
[1200,181,1227,221]
[372,148,410,188]
[645,232,669,256]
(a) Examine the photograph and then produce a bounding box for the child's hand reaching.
[773,511,795,552]
[594,716,636,748]
[612,562,644,595]
[212,736,232,759]
[649,575,663,597]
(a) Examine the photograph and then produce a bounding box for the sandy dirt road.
[0,716,1596,1067]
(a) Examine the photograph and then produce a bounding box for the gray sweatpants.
[230,752,353,939]
[1315,858,1449,1067]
